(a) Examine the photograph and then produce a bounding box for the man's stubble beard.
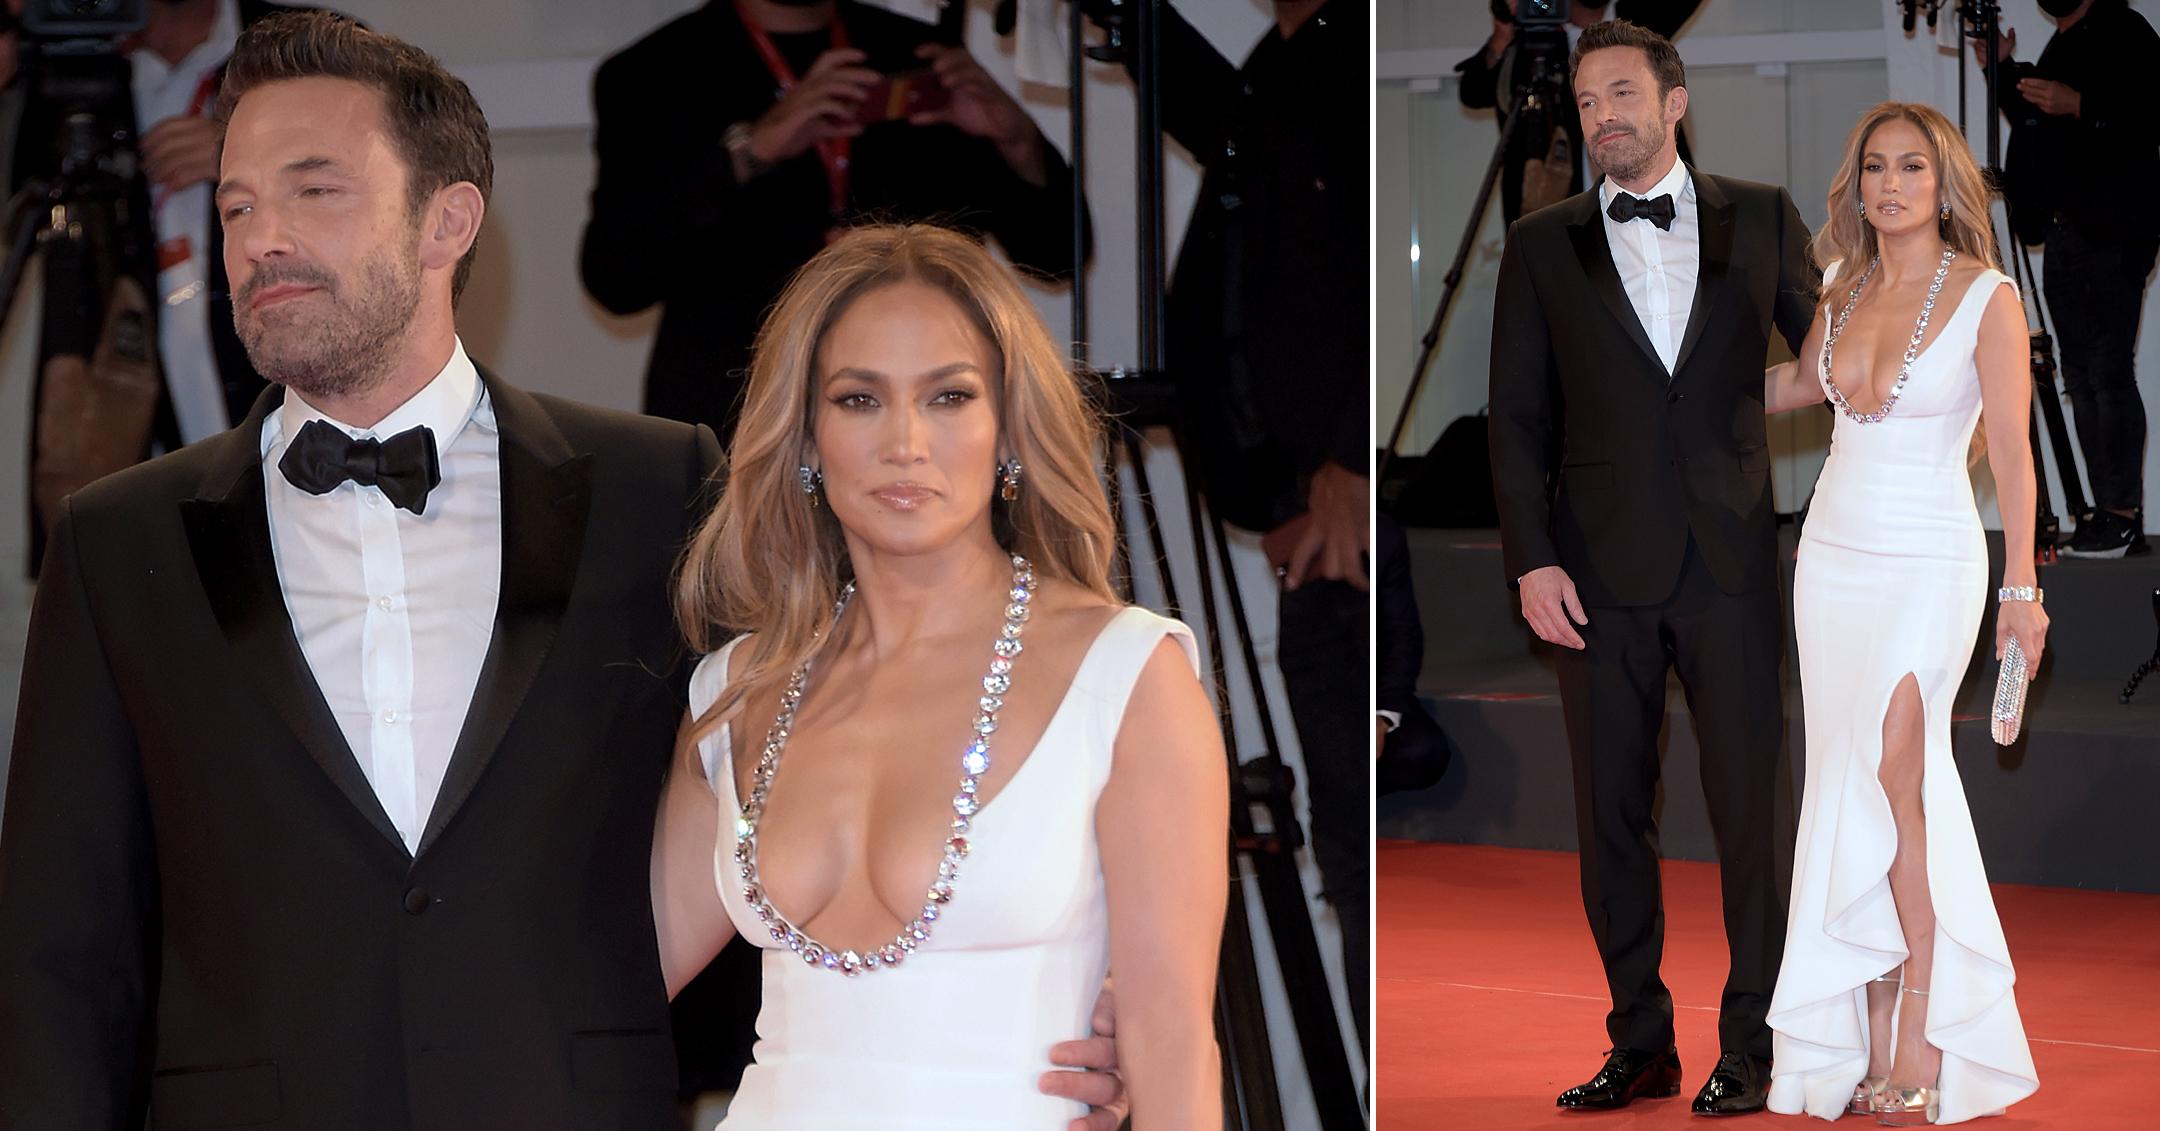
[236,232,424,404]
[1595,116,1668,185]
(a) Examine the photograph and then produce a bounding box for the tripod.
[1,45,161,578]
[1066,1,1363,1126]
[1946,0,2090,563]
[1379,28,1571,488]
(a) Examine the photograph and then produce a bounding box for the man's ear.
[420,181,485,275]
[1665,84,1690,126]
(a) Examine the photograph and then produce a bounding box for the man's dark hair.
[1571,19,1687,100]
[214,11,494,302]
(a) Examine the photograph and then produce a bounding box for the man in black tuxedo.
[0,14,1128,1128]
[1455,0,1702,225]
[1487,19,1812,1116]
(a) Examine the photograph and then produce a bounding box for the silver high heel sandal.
[1850,972,1901,1114]
[1876,986,1941,1126]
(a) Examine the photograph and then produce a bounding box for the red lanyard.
[735,1,851,218]
[149,67,225,222]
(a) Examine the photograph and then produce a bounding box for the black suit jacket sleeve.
[1376,517,1423,717]
[1147,6,1241,170]
[0,501,158,1126]
[1773,187,1819,354]
[577,52,779,318]
[1455,43,1500,111]
[1487,223,1563,586]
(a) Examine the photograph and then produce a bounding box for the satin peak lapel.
[1673,171,1736,378]
[418,377,593,857]
[1568,201,1665,375]
[180,419,409,855]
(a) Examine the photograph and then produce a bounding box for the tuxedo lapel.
[181,390,409,854]
[1567,197,1665,374]
[1673,170,1735,378]
[418,374,593,857]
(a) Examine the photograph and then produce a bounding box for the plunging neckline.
[1823,269,1994,414]
[718,605,1134,939]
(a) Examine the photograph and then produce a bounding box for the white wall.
[1380,0,2160,534]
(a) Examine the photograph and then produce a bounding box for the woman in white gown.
[648,225,1228,1130]
[1762,103,2045,1124]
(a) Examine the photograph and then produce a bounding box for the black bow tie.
[278,419,442,514]
[1608,192,1677,231]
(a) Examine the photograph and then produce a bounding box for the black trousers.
[1277,578,1370,1055]
[2044,220,2157,513]
[1551,539,1791,1061]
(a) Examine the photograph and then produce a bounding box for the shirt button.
[378,595,394,611]
[365,493,382,508]
[382,710,398,724]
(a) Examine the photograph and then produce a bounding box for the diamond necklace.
[731,553,1037,976]
[1820,245,1957,424]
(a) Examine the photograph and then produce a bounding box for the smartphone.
[853,68,951,126]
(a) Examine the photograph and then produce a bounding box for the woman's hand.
[1995,599,2048,676]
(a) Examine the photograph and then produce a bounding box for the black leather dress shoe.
[1556,1046,1683,1110]
[1691,1052,1771,1116]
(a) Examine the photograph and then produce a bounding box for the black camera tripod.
[1063,2,1364,1127]
[1,36,159,577]
[1378,18,1573,487]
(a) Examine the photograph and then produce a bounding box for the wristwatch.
[1997,586,2043,604]
[723,121,772,183]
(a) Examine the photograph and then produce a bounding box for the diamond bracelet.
[1997,586,2044,604]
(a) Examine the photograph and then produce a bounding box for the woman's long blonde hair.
[1816,102,2007,465]
[676,224,1120,748]
[1815,101,2001,291]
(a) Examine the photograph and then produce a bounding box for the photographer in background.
[1082,0,1370,1057]
[579,0,1084,447]
[1991,0,2159,558]
[1457,0,1700,225]
[3,0,319,441]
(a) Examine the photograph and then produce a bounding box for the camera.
[17,0,149,41]
[1515,0,1571,29]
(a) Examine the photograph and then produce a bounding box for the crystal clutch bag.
[1992,636,2030,746]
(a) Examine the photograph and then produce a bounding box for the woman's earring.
[1857,201,1869,217]
[998,460,1024,503]
[1940,200,1952,222]
[799,465,821,508]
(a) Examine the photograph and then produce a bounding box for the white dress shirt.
[1598,158,1701,374]
[262,340,502,854]
[131,0,241,443]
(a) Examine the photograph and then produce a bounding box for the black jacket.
[579,0,1083,443]
[0,372,721,1129]
[1995,0,2160,241]
[1487,171,1817,606]
[1141,0,1366,533]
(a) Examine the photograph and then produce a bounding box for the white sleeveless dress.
[688,606,1200,1130]
[1766,267,2040,1122]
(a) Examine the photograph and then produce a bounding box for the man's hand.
[1041,983,1126,1131]
[749,47,877,165]
[1487,16,1516,63]
[2017,76,2082,118]
[1973,25,2016,64]
[1284,460,1370,591]
[140,115,221,192]
[1517,564,1589,651]
[909,44,1048,186]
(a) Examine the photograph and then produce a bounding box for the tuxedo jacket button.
[403,888,431,915]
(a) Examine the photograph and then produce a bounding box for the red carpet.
[1378,841,2160,1129]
